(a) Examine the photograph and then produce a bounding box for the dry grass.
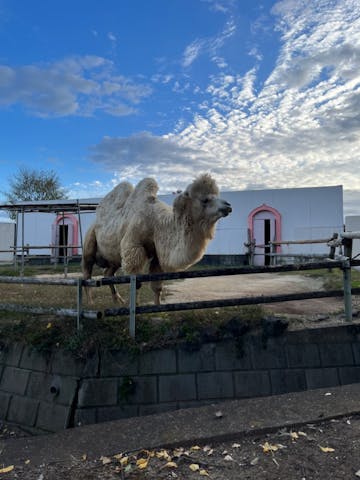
[0,261,266,355]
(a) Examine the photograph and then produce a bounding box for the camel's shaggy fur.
[82,174,232,304]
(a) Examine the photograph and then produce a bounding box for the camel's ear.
[173,191,190,216]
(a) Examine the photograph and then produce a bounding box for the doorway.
[51,214,79,261]
[58,224,69,260]
[248,204,282,266]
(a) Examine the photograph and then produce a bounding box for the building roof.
[0,198,101,214]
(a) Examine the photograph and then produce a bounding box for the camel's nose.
[221,201,232,216]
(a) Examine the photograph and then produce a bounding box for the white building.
[0,185,344,266]
[0,220,15,262]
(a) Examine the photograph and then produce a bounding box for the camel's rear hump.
[96,181,134,222]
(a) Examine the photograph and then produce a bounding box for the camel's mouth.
[220,203,232,217]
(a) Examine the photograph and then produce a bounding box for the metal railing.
[0,234,360,338]
[1,258,360,338]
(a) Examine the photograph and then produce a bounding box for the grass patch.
[0,305,265,358]
[0,261,358,355]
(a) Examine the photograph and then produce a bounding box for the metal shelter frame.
[0,199,99,275]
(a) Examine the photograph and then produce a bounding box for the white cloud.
[182,40,204,67]
[0,55,152,117]
[181,18,236,68]
[88,0,360,216]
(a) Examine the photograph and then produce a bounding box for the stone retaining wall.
[0,323,359,433]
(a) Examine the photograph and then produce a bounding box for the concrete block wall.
[0,323,359,433]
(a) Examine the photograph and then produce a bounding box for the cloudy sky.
[0,0,359,215]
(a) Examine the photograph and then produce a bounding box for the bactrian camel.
[82,173,232,304]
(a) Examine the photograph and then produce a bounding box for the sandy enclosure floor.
[163,273,346,316]
[35,271,347,317]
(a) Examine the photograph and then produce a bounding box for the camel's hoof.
[112,293,126,304]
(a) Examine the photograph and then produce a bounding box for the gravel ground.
[3,415,360,479]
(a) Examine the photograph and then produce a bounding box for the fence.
[0,244,83,277]
[244,232,343,266]
[0,235,360,338]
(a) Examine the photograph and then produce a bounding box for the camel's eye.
[202,198,209,206]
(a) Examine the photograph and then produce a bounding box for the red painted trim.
[247,204,281,252]
[54,213,79,255]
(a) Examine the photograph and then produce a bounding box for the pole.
[21,207,25,276]
[342,237,353,322]
[77,200,84,257]
[76,278,82,331]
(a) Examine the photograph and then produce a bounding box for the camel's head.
[174,174,232,226]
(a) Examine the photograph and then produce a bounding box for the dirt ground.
[163,272,347,319]
[3,415,360,479]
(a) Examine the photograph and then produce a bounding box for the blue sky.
[0,0,359,216]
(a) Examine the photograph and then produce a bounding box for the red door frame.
[53,213,79,255]
[248,204,282,253]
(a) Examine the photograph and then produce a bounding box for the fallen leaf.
[0,465,14,474]
[355,469,360,477]
[189,463,200,471]
[298,431,307,437]
[261,442,280,453]
[173,448,184,458]
[140,449,155,458]
[119,456,129,466]
[46,322,52,329]
[232,443,241,448]
[164,461,178,469]
[136,458,149,469]
[290,431,299,441]
[190,446,201,451]
[25,459,31,465]
[224,454,234,461]
[156,450,171,461]
[100,456,112,465]
[250,457,259,466]
[319,446,335,453]
[81,454,87,461]
[200,469,210,476]
[215,410,223,419]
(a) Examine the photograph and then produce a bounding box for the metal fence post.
[76,278,83,331]
[343,259,352,322]
[129,275,137,338]
[342,237,353,322]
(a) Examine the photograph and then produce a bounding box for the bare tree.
[4,167,68,218]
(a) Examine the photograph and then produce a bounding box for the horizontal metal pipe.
[0,303,101,320]
[94,260,360,286]
[0,276,79,286]
[103,287,360,317]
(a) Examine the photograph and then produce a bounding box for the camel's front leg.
[104,266,125,304]
[149,257,163,305]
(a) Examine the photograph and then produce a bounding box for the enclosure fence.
[244,232,341,266]
[0,233,360,338]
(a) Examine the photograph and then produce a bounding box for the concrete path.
[1,383,360,467]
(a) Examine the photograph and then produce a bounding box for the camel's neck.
[155,214,216,271]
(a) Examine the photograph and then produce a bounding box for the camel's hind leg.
[104,266,125,304]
